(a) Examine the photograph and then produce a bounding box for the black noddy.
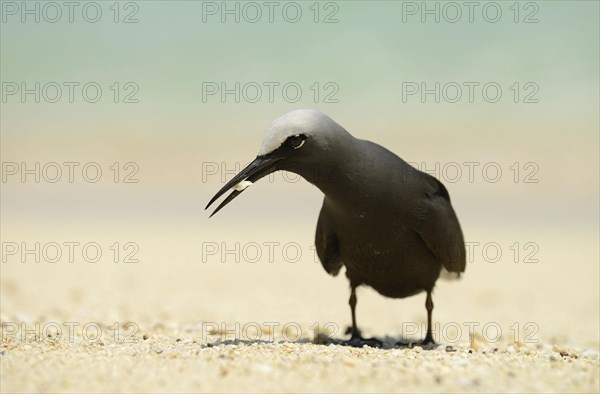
[206,109,466,347]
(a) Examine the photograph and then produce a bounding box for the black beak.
[205,156,283,218]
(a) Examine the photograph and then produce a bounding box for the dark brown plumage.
[207,110,466,347]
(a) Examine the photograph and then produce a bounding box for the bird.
[206,109,466,347]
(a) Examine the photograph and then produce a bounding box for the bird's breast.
[331,211,441,296]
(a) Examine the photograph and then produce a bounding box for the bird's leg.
[349,286,360,339]
[422,290,436,346]
[395,291,436,348]
[342,286,382,348]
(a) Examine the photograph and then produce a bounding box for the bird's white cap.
[258,109,344,156]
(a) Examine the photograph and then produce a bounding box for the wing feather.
[414,179,466,274]
[315,203,343,276]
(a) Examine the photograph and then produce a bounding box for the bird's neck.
[297,139,373,206]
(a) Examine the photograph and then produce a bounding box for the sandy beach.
[1,223,599,393]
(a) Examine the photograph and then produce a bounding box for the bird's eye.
[287,135,306,149]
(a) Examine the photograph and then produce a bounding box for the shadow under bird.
[206,109,466,347]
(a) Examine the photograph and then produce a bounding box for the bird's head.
[206,109,351,217]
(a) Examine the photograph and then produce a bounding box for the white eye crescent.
[288,135,305,149]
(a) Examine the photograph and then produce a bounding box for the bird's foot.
[395,336,436,349]
[419,336,437,350]
[342,333,382,348]
[421,334,436,346]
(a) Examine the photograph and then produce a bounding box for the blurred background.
[1,1,598,348]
